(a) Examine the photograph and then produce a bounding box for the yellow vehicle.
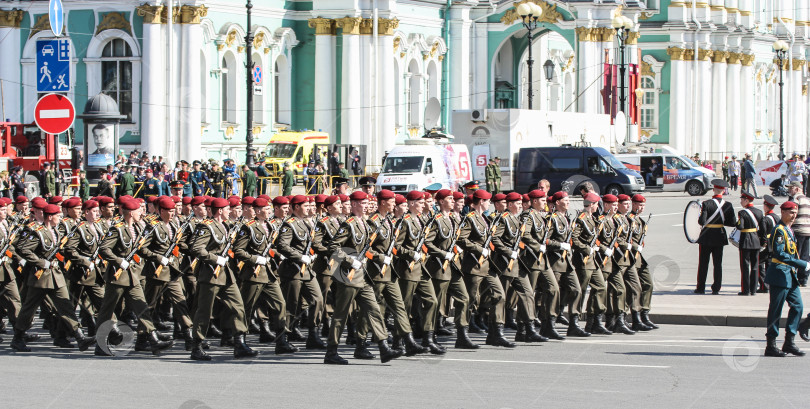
[262,131,330,175]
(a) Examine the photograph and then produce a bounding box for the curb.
[650,313,781,328]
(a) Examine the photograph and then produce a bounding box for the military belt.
[739,228,757,233]
[771,258,794,266]
[704,224,724,228]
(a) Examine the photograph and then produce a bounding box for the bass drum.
[683,199,702,243]
[560,175,601,196]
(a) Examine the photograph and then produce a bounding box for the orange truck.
[0,122,77,197]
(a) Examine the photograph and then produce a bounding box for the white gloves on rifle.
[160,257,169,266]
[510,251,519,260]
[215,256,227,266]
[591,246,599,255]
[42,260,51,270]
[604,248,614,257]
[300,255,312,265]
[351,258,363,270]
[119,260,129,270]
[481,248,490,258]
[636,245,644,253]
[559,243,571,252]
[255,256,267,266]
[444,251,454,261]
[538,244,546,254]
[412,252,422,262]
[88,262,95,271]
[383,256,392,266]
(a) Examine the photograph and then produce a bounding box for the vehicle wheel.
[24,174,40,199]
[686,180,705,196]
[604,184,622,196]
[561,175,599,196]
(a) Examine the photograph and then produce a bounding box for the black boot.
[289,321,306,342]
[604,314,617,332]
[53,336,75,348]
[183,328,194,351]
[73,328,96,352]
[306,327,327,350]
[220,328,234,347]
[379,339,403,363]
[392,336,405,353]
[514,323,527,342]
[321,318,330,338]
[345,319,356,345]
[274,331,298,354]
[436,319,454,336]
[432,331,447,353]
[591,314,613,335]
[631,311,653,331]
[468,313,483,334]
[148,330,174,355]
[190,338,212,361]
[525,322,548,342]
[81,315,97,337]
[764,336,787,357]
[207,322,222,338]
[156,331,174,341]
[422,331,446,355]
[798,316,810,342]
[477,313,489,332]
[614,313,636,335]
[556,315,569,326]
[324,344,348,365]
[486,324,517,348]
[233,334,259,358]
[248,318,261,334]
[134,332,150,352]
[404,332,428,355]
[584,314,595,333]
[259,320,276,343]
[567,315,591,337]
[11,329,30,352]
[505,309,518,330]
[641,310,659,329]
[540,318,565,340]
[353,342,375,359]
[454,326,479,349]
[782,333,806,356]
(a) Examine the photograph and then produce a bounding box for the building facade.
[0,0,806,165]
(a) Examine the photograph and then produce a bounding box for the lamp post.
[543,59,555,110]
[773,39,788,161]
[245,0,256,166]
[612,15,634,117]
[518,2,543,109]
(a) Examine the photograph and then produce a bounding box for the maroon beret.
[158,198,176,210]
[423,192,432,200]
[290,195,308,206]
[242,196,255,206]
[324,195,340,206]
[583,193,601,204]
[182,196,193,205]
[350,191,367,201]
[315,194,328,204]
[257,194,271,201]
[338,194,349,202]
[506,192,522,202]
[452,191,464,200]
[781,201,798,210]
[171,196,182,203]
[210,198,229,208]
[252,198,269,208]
[472,190,492,200]
[96,196,114,205]
[272,196,289,206]
[228,196,241,207]
[146,196,159,204]
[32,197,48,209]
[602,194,618,203]
[550,191,568,202]
[82,200,99,211]
[617,194,631,202]
[435,189,452,201]
[395,194,406,205]
[62,197,82,208]
[493,193,507,202]
[377,189,395,200]
[43,204,61,215]
[406,191,424,201]
[48,196,63,205]
[15,195,28,204]
[631,194,646,203]
[120,200,140,211]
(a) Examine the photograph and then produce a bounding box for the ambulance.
[262,131,330,175]
[376,139,471,194]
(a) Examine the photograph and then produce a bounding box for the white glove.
[481,248,490,258]
[604,248,614,257]
[539,244,546,254]
[412,252,422,262]
[637,245,644,253]
[804,263,810,272]
[351,258,363,270]
[119,260,130,270]
[559,243,571,252]
[383,256,392,265]
[19,259,26,267]
[444,251,454,261]
[255,256,267,266]
[592,246,599,255]
[88,262,95,271]
[510,250,519,260]
[300,255,312,265]
[215,256,227,266]
[455,247,463,256]
[42,260,51,270]
[160,257,169,266]
[587,247,594,256]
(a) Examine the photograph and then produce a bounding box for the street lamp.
[612,15,634,117]
[518,2,543,109]
[543,59,554,110]
[773,39,789,161]
[245,0,256,167]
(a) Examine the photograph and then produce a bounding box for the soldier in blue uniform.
[695,179,737,294]
[764,200,809,357]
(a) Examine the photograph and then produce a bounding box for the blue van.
[515,146,645,195]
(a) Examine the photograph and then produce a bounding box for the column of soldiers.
[0,184,660,364]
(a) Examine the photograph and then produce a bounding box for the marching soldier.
[0,197,21,342]
[521,189,558,339]
[695,179,737,294]
[394,191,444,354]
[572,192,609,335]
[424,189,478,349]
[10,204,96,353]
[324,191,403,365]
[311,195,342,338]
[618,194,649,332]
[491,192,545,343]
[458,189,514,347]
[629,194,658,329]
[759,195,780,293]
[764,201,809,357]
[188,197,257,360]
[232,197,297,354]
[737,190,765,296]
[596,194,634,335]
[62,200,106,337]
[95,199,173,356]
[276,195,326,349]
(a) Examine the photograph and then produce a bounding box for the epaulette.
[35,225,45,231]
[320,216,330,223]
[113,222,125,228]
[403,214,411,220]
[346,217,355,223]
[598,215,605,220]
[370,214,380,221]
[94,219,105,225]
[435,213,443,219]
[246,220,256,226]
[578,213,586,220]
[287,217,297,223]
[467,211,476,217]
[78,221,86,227]
[202,219,214,225]
[149,218,161,225]
[26,221,36,228]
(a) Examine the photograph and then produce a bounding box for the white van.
[616,146,716,196]
[377,140,472,194]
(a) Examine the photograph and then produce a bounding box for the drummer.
[694,179,737,295]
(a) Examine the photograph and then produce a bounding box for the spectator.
[11,167,25,198]
[787,181,810,286]
[537,179,551,193]
[241,164,257,197]
[97,169,115,198]
[41,162,56,198]
[722,156,730,182]
[78,170,90,201]
[329,151,340,176]
[742,153,758,198]
[350,149,362,178]
[728,155,740,191]
[282,162,295,196]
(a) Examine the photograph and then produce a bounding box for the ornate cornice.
[740,54,755,66]
[641,60,654,77]
[0,9,24,28]
[179,5,207,24]
[792,59,806,71]
[335,17,363,35]
[727,52,742,64]
[378,18,399,36]
[308,17,335,35]
[359,18,374,35]
[136,4,182,24]
[710,50,729,63]
[501,0,563,25]
[667,47,686,60]
[576,27,616,42]
[30,14,64,38]
[697,48,713,61]
[96,12,132,35]
[625,31,641,45]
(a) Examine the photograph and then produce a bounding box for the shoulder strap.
[743,209,758,230]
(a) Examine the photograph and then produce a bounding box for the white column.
[577,32,600,113]
[669,58,689,153]
[179,21,202,163]
[0,24,21,121]
[338,18,362,146]
[710,54,727,159]
[449,6,471,112]
[697,57,713,158]
[789,60,805,154]
[726,56,742,156]
[310,19,336,137]
[140,19,166,161]
[378,33,395,163]
[473,22,489,109]
[740,58,755,152]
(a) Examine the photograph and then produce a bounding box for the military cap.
[452,191,464,200]
[146,196,159,204]
[82,200,99,211]
[96,196,114,206]
[631,194,646,203]
[48,196,63,205]
[506,192,522,202]
[617,194,631,202]
[0,198,11,206]
[257,194,271,201]
[324,195,341,206]
[550,191,568,202]
[182,196,192,205]
[764,195,779,207]
[171,196,182,203]
[120,200,140,211]
[228,196,241,207]
[788,181,803,188]
[378,189,395,201]
[210,198,229,208]
[472,190,492,200]
[252,198,270,208]
[424,183,442,193]
[463,181,480,190]
[395,194,406,205]
[434,189,452,201]
[359,176,377,186]
[332,177,349,187]
[272,196,289,206]
[406,191,424,201]
[423,192,432,200]
[338,194,349,203]
[170,180,185,188]
[190,196,206,206]
[242,196,255,206]
[602,194,618,203]
[741,190,756,201]
[350,191,368,201]
[203,197,213,207]
[781,201,798,210]
[711,179,729,189]
[290,195,308,206]
[583,193,601,204]
[157,198,175,210]
[43,204,60,215]
[62,197,82,208]
[32,197,47,209]
[493,193,507,202]
[15,196,28,204]
[315,194,328,204]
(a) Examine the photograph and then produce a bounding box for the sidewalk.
[648,284,810,328]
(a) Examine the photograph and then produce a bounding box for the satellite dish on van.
[424,97,441,131]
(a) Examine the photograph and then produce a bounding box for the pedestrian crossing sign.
[36,39,71,92]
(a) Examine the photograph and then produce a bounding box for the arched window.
[274,54,291,126]
[221,52,237,124]
[407,60,421,127]
[639,76,657,130]
[101,39,133,121]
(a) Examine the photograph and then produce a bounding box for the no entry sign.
[34,93,75,134]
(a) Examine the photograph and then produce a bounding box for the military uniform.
[485,162,502,194]
[141,177,160,198]
[62,219,107,334]
[628,211,657,329]
[545,211,582,322]
[277,216,325,340]
[572,212,608,333]
[393,213,440,335]
[118,172,135,197]
[311,214,341,329]
[79,178,90,201]
[597,212,634,333]
[759,207,780,292]
[43,169,56,197]
[695,194,737,293]
[521,208,561,327]
[458,211,506,329]
[0,220,21,329]
[424,212,471,332]
[764,219,808,356]
[242,169,257,197]
[620,212,644,328]
[282,170,295,196]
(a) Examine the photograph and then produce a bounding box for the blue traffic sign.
[252,66,262,84]
[49,0,64,37]
[36,39,70,92]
